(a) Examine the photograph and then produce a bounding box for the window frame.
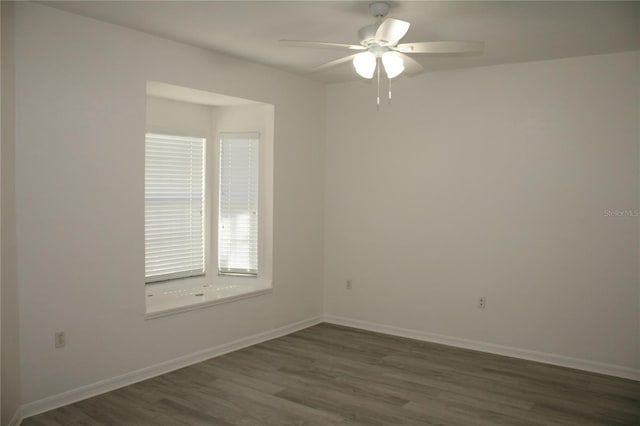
[144,132,207,284]
[218,132,260,277]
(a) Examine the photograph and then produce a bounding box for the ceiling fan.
[280,2,484,83]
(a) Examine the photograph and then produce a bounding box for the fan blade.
[312,54,360,72]
[375,18,410,45]
[279,40,365,51]
[396,53,424,75]
[396,41,484,55]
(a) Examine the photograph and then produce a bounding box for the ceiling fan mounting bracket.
[369,2,390,19]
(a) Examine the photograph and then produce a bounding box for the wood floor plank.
[22,323,640,425]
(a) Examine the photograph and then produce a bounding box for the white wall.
[1,1,20,423]
[10,0,640,413]
[14,1,324,405]
[146,96,212,138]
[325,51,640,371]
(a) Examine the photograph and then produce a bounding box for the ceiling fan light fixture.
[381,51,404,78]
[353,51,376,79]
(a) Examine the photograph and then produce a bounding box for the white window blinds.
[218,133,259,275]
[145,133,205,283]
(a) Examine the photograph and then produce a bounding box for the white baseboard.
[18,315,323,422]
[8,408,22,426]
[323,314,640,381]
[15,313,640,424]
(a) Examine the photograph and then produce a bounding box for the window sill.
[145,278,272,319]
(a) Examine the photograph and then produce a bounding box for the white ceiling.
[44,1,640,83]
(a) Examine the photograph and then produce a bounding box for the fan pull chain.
[376,57,381,110]
[388,77,392,104]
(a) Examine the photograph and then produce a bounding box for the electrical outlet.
[478,297,486,309]
[346,279,353,290]
[55,331,66,348]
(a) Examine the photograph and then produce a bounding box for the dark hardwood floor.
[22,323,640,425]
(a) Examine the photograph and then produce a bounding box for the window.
[145,133,206,283]
[144,83,274,317]
[218,133,259,275]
